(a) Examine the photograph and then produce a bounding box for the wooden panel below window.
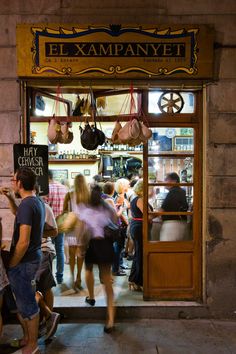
[148,252,193,289]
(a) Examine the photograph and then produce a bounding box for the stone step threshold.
[55,297,209,320]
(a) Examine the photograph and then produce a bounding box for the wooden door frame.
[142,89,203,301]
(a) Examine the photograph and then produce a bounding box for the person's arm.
[44,203,58,238]
[62,192,70,213]
[0,188,18,215]
[9,224,31,268]
[104,199,118,223]
[136,197,144,213]
[0,217,3,249]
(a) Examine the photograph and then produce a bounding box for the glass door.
[143,91,202,300]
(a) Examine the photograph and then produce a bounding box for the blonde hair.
[115,178,129,194]
[74,174,90,204]
[133,179,143,197]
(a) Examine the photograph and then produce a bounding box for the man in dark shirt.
[3,167,45,354]
[160,172,188,241]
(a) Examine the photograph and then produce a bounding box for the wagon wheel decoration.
[158,91,184,114]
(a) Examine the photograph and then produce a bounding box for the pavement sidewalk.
[1,319,236,354]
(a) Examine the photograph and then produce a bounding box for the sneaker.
[112,271,127,276]
[38,320,47,338]
[127,255,134,261]
[120,264,131,270]
[45,312,60,340]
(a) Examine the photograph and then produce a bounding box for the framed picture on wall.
[84,169,90,176]
[71,172,79,179]
[51,169,68,183]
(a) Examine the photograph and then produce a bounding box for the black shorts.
[35,252,56,293]
[85,238,114,266]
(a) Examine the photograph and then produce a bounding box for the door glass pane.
[149,186,193,212]
[148,186,193,242]
[149,217,193,241]
[148,127,194,154]
[148,157,194,183]
[148,91,195,114]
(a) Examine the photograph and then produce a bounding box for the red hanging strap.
[129,82,136,115]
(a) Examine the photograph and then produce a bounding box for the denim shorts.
[8,260,40,320]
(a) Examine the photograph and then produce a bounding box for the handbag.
[56,211,78,234]
[104,220,120,242]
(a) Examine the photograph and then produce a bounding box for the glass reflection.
[149,217,192,241]
[148,173,193,242]
[148,127,194,154]
[148,157,194,183]
[148,91,195,114]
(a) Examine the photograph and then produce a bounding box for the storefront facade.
[0,1,235,318]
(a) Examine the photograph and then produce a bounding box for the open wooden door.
[143,90,202,300]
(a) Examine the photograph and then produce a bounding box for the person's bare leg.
[15,313,29,346]
[99,264,115,328]
[69,246,76,285]
[21,314,39,354]
[37,294,52,320]
[64,240,69,264]
[0,295,3,336]
[85,268,94,300]
[75,255,84,288]
[44,289,54,311]
[128,237,134,255]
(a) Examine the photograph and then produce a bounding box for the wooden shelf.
[99,150,143,154]
[49,159,98,164]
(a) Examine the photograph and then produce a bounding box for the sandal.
[13,346,40,354]
[10,338,26,348]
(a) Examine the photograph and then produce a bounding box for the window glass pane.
[96,93,139,116]
[148,91,195,114]
[148,127,194,154]
[148,157,194,183]
[34,95,69,116]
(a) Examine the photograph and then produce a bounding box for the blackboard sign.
[13,144,49,196]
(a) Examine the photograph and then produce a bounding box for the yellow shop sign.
[16,24,214,79]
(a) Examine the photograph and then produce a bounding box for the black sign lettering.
[45,42,186,57]
[13,144,49,196]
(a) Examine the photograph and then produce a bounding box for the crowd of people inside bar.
[0,167,189,354]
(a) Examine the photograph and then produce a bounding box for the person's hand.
[1,243,6,250]
[0,187,14,199]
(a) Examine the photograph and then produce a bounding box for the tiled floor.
[53,258,150,307]
[53,260,201,308]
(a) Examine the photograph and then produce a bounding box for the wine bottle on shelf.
[62,151,66,159]
[59,151,63,159]
[69,150,73,159]
[72,150,76,159]
[82,150,86,159]
[79,150,83,159]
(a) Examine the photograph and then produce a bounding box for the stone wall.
[0,0,236,317]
